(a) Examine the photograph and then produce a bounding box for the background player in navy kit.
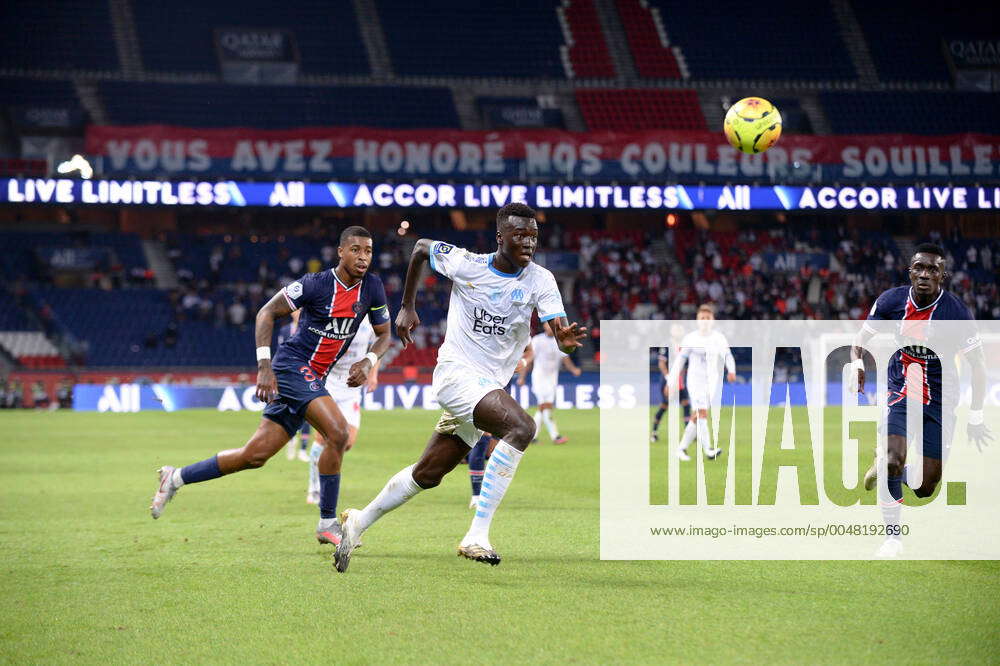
[852,243,992,557]
[150,226,393,548]
[650,324,690,442]
[277,309,312,461]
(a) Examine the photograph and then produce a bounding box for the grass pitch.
[1,408,998,663]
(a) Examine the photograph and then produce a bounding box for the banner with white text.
[84,125,1000,184]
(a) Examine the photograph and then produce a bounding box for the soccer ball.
[723,97,782,154]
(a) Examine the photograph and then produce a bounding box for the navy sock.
[180,455,221,485]
[319,474,341,520]
[887,475,904,502]
[299,424,311,451]
[469,437,487,496]
[652,406,666,430]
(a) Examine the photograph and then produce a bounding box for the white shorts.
[685,375,718,412]
[328,382,362,430]
[432,361,504,447]
[531,376,557,404]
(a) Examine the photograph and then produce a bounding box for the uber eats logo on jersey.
[309,317,355,340]
[473,308,509,335]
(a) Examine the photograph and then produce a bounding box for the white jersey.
[429,240,566,385]
[674,329,735,398]
[530,333,565,384]
[325,316,375,388]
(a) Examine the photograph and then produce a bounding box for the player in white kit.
[307,317,379,505]
[521,322,582,444]
[334,203,587,572]
[668,304,736,461]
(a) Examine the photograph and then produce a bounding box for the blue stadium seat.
[820,92,1000,134]
[376,0,566,78]
[132,0,369,75]
[852,0,995,83]
[645,0,856,80]
[0,79,81,108]
[37,287,253,367]
[0,0,118,71]
[98,82,460,128]
[0,291,35,331]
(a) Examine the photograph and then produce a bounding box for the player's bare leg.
[150,419,289,518]
[305,397,350,545]
[457,389,536,565]
[335,432,468,572]
[864,434,908,557]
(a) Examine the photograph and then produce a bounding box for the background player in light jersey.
[668,304,736,461]
[852,243,991,557]
[651,323,689,442]
[150,226,392,549]
[277,309,311,461]
[519,321,581,444]
[335,202,586,572]
[306,316,379,504]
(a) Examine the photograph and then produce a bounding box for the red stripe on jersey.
[309,281,361,376]
[901,298,936,341]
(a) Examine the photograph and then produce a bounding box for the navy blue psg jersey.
[863,286,979,405]
[274,269,389,378]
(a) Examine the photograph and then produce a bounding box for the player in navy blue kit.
[277,310,312,461]
[150,226,393,548]
[851,243,991,557]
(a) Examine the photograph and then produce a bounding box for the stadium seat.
[562,0,616,78]
[0,78,82,109]
[615,0,683,79]
[376,0,567,78]
[820,92,1000,135]
[630,0,855,80]
[0,0,119,72]
[852,0,996,83]
[0,331,64,368]
[576,89,706,130]
[132,0,369,75]
[98,82,460,129]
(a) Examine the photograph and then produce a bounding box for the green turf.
[0,408,997,664]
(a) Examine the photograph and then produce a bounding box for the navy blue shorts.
[885,390,952,460]
[262,363,329,437]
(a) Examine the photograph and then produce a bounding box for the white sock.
[533,411,542,439]
[308,442,323,494]
[697,419,711,452]
[678,421,697,452]
[542,409,558,439]
[463,440,524,547]
[356,464,423,533]
[171,468,185,488]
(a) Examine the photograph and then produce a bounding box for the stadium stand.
[820,92,1000,135]
[561,0,616,78]
[576,89,706,130]
[614,0,683,79]
[0,0,118,72]
[634,0,856,80]
[376,0,567,78]
[97,82,460,129]
[852,0,996,83]
[0,78,81,109]
[132,0,369,75]
[0,290,35,331]
[0,231,148,283]
[0,331,64,368]
[35,287,251,367]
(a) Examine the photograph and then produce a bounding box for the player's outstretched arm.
[517,343,533,385]
[254,289,295,402]
[966,346,993,451]
[562,354,582,377]
[851,329,875,395]
[395,238,432,348]
[549,316,587,355]
[348,321,392,388]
